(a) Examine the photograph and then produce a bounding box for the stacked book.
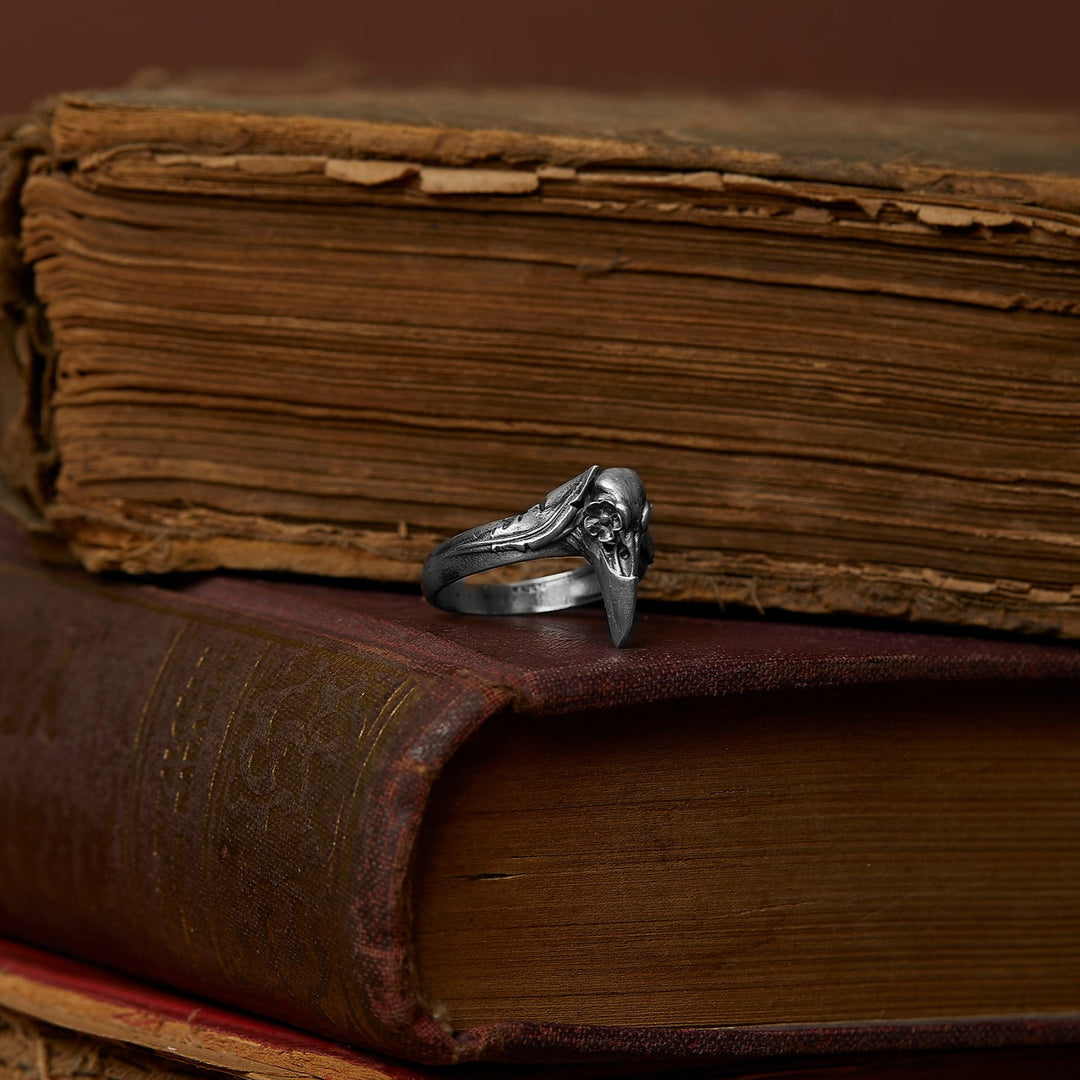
[2,82,1079,1079]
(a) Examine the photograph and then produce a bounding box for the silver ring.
[421,466,654,647]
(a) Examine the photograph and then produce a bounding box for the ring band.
[421,466,654,647]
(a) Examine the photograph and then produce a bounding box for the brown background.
[3,0,1080,116]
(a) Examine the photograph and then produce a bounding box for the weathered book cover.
[0,939,426,1080]
[2,86,1079,637]
[2,517,1080,1064]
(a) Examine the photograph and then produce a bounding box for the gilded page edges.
[0,999,393,1080]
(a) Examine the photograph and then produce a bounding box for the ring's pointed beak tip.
[609,618,634,648]
[594,565,640,648]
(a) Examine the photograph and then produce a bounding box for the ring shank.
[431,563,601,616]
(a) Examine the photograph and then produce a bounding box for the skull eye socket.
[583,500,624,540]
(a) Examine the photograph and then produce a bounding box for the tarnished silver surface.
[421,466,653,647]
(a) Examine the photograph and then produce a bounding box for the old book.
[3,943,1078,1080]
[2,86,1080,637]
[2,517,1080,1065]
[0,939,425,1080]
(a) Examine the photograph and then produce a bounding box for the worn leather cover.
[4,90,1080,639]
[2,517,1080,1064]
[0,937,429,1080]
[47,86,1080,201]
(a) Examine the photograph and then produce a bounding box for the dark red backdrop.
[3,0,1080,115]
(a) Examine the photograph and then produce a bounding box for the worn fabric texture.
[2,518,1080,1064]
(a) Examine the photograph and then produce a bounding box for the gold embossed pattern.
[0,558,444,1047]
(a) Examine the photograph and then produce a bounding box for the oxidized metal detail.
[421,466,654,647]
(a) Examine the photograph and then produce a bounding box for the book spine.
[0,552,500,1063]
[0,114,54,526]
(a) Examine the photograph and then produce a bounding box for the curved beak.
[590,529,650,647]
